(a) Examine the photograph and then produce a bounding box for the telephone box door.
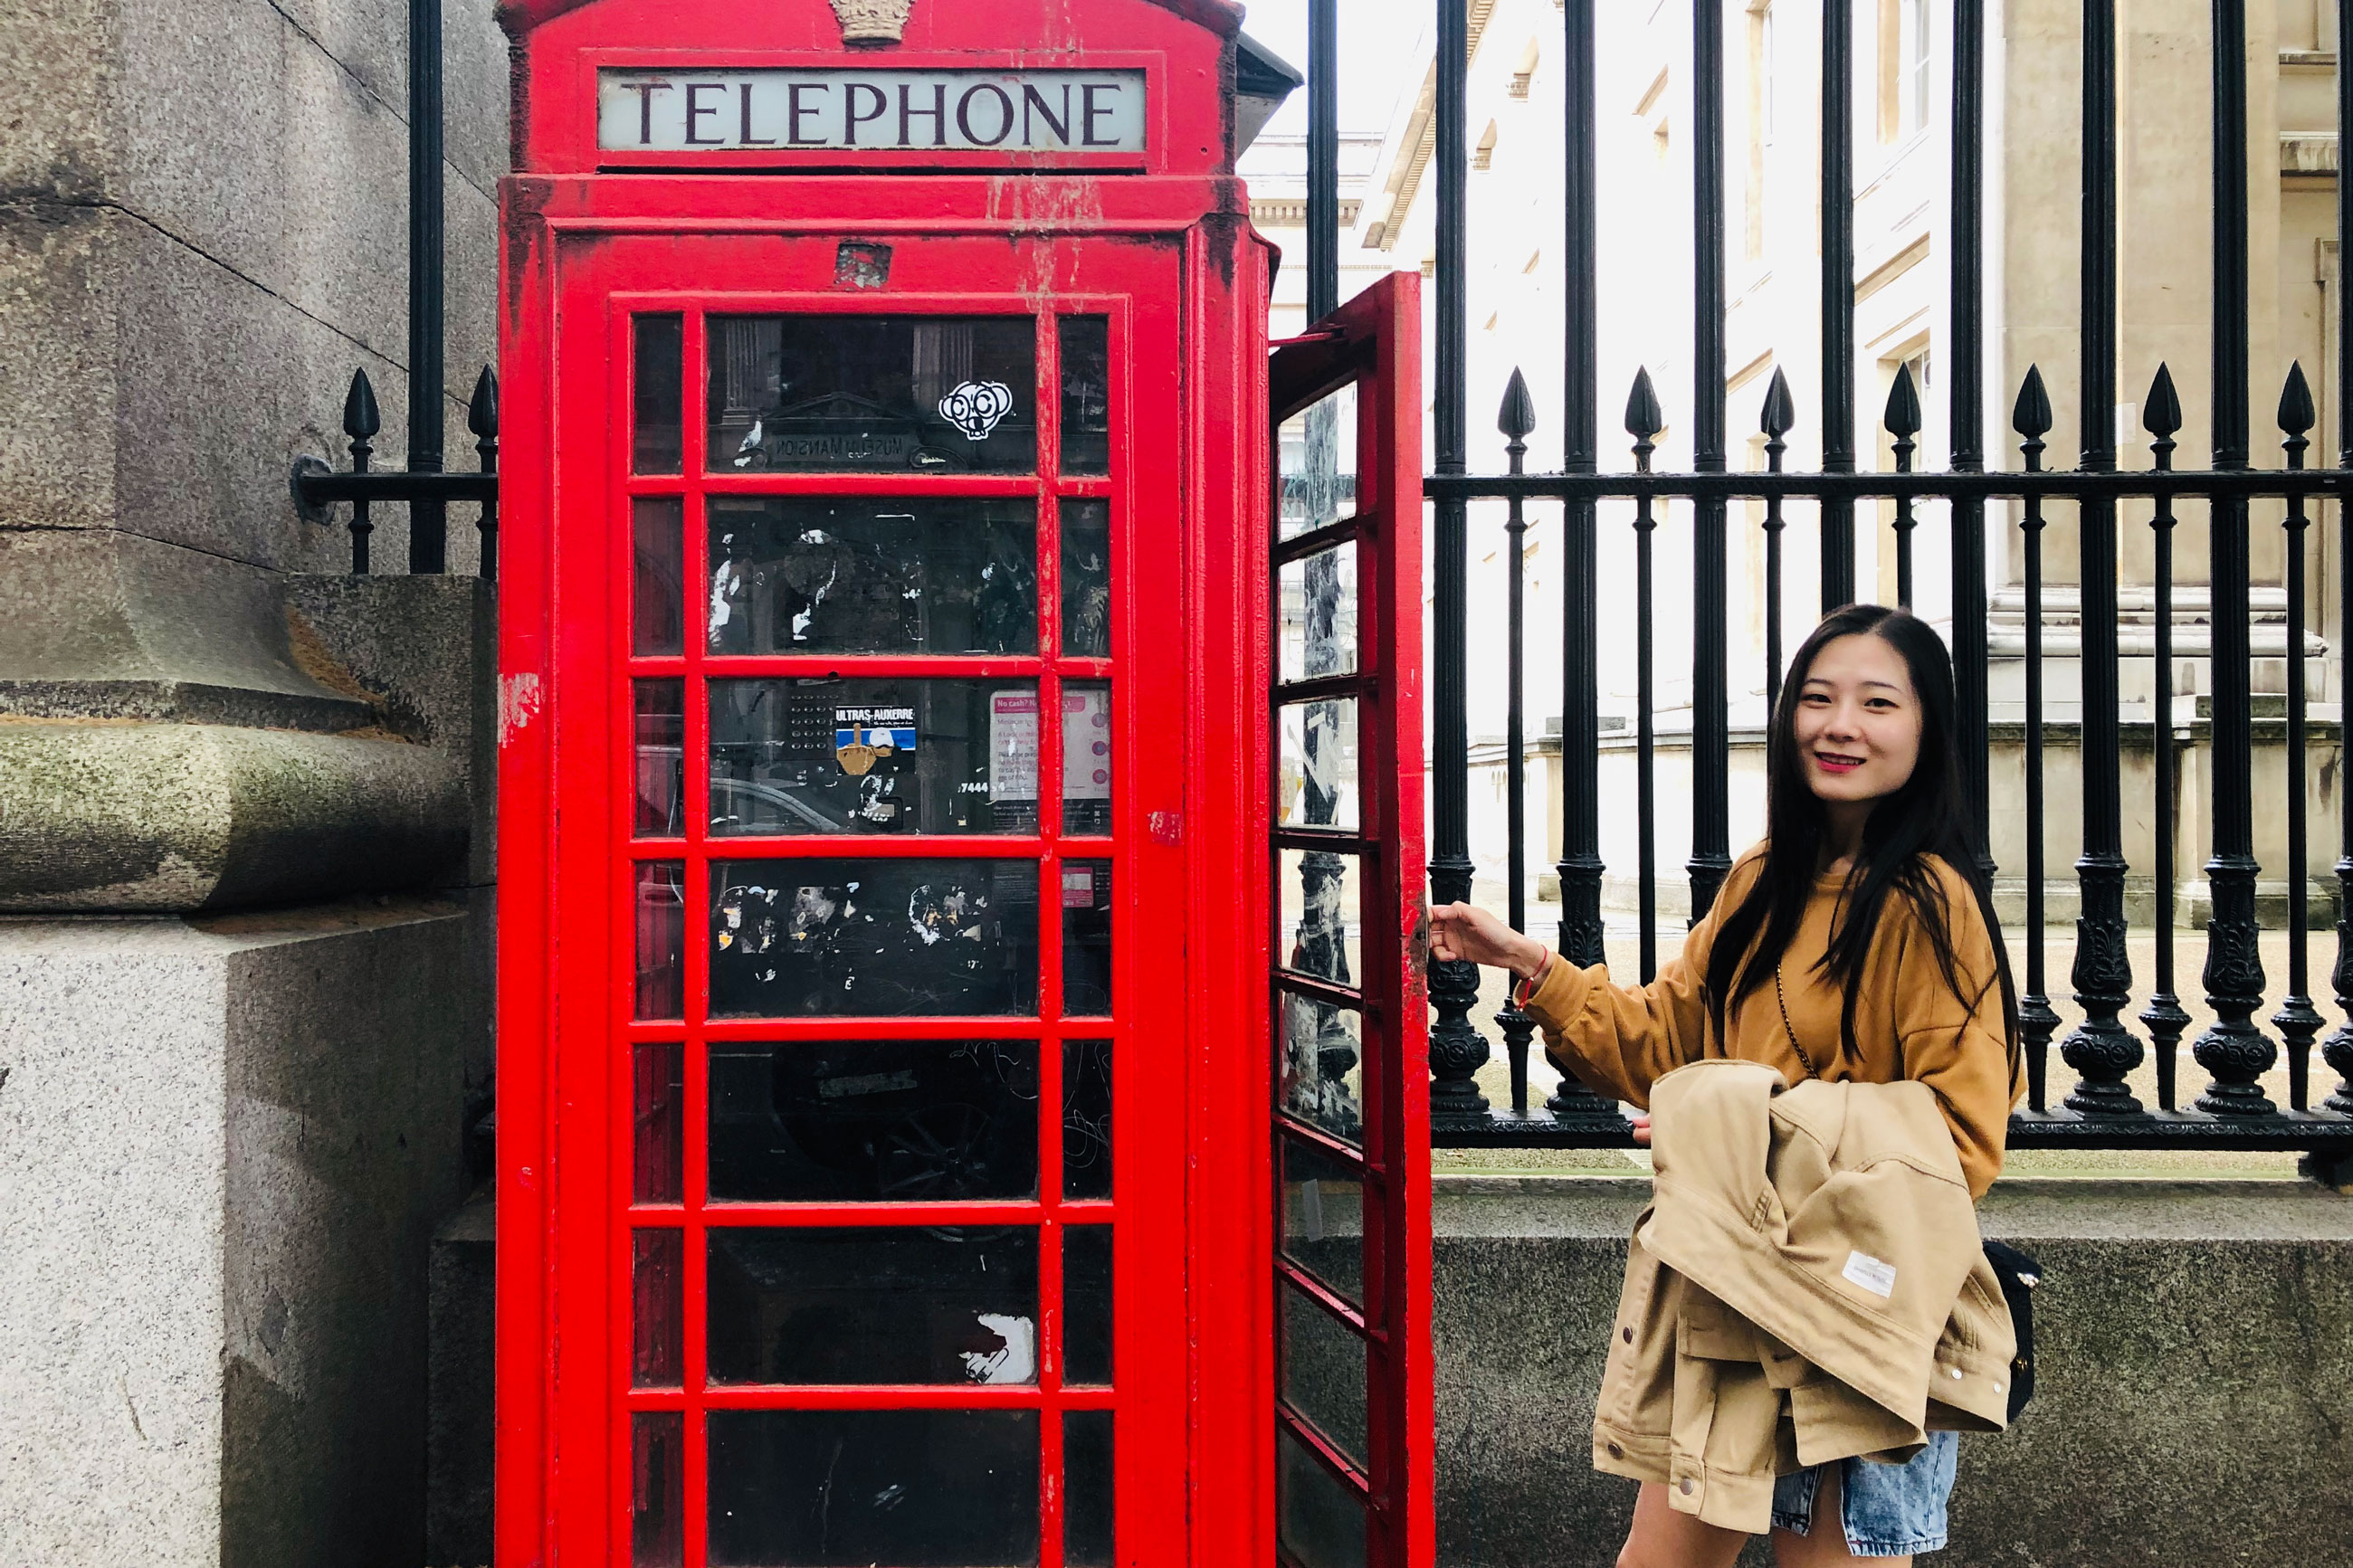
[1266,272,1434,1568]
[534,225,1192,1566]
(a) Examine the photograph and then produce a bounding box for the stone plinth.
[0,898,485,1567]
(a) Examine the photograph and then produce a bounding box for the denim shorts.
[1770,1430,1958,1557]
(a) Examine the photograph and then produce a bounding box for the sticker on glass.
[939,380,1015,442]
[834,706,917,776]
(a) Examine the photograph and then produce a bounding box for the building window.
[1901,0,1930,137]
[1745,2,1774,261]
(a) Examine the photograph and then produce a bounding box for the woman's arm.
[1896,862,2021,1200]
[1427,898,1725,1107]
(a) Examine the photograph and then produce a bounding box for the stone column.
[0,0,508,1560]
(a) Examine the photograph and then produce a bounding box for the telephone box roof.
[496,0,1243,41]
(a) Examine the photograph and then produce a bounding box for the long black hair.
[1702,604,2020,1070]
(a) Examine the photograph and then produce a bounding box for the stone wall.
[1434,1176,2353,1568]
[0,0,507,1562]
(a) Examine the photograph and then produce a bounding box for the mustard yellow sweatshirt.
[1519,845,2022,1198]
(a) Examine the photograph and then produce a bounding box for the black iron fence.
[1287,0,2353,1157]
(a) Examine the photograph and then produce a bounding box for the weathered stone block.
[0,899,482,1567]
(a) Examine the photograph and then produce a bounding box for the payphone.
[493,2,1429,1563]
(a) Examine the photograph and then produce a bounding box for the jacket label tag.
[1842,1250,1899,1298]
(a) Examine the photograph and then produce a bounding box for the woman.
[1431,604,2021,1568]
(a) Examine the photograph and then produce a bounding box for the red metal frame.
[496,5,1426,1567]
[1266,275,1432,1568]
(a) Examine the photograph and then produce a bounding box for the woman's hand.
[1427,902,1553,982]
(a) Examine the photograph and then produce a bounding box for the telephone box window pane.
[1279,546,1359,685]
[635,861,687,1021]
[709,497,1037,656]
[1280,996,1364,1146]
[635,680,685,838]
[707,1410,1039,1568]
[1060,499,1111,658]
[634,1042,684,1205]
[1278,384,1359,541]
[1281,1283,1368,1468]
[1058,317,1110,476]
[634,499,686,656]
[1062,682,1112,834]
[710,1041,1039,1202]
[710,678,1040,837]
[1064,1411,1114,1567]
[707,1226,1038,1385]
[1279,698,1360,832]
[710,859,1040,1018]
[1280,849,1362,989]
[1061,860,1111,1017]
[1062,1038,1112,1201]
[632,1229,683,1387]
[1280,1135,1366,1305]
[632,1411,685,1568]
[634,314,684,474]
[707,315,1038,474]
[1064,1224,1111,1386]
[1277,1426,1368,1568]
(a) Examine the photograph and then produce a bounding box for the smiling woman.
[1427,604,2024,1568]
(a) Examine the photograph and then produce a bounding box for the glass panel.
[634,1042,684,1205]
[1280,1135,1366,1304]
[633,498,685,657]
[1280,850,1362,988]
[635,861,686,1021]
[1064,1224,1111,1386]
[1279,546,1359,685]
[708,1226,1037,1385]
[1058,317,1110,476]
[1277,1425,1368,1568]
[1062,1038,1112,1201]
[1064,1411,1113,1567]
[1279,698,1360,832]
[633,1229,683,1387]
[1280,995,1364,1145]
[1062,683,1112,835]
[1280,1282,1367,1468]
[707,315,1038,474]
[634,680,685,838]
[634,314,684,474]
[709,1041,1039,1203]
[1277,384,1358,541]
[1061,860,1111,1017]
[1060,499,1112,658]
[708,1410,1040,1567]
[708,497,1037,656]
[632,1411,685,1568]
[711,678,1043,836]
[710,859,1040,1018]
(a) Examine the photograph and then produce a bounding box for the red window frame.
[526,228,1193,1567]
[1268,272,1433,1568]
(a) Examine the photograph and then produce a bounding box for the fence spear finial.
[1759,366,1795,441]
[2279,361,2316,438]
[1883,362,1922,440]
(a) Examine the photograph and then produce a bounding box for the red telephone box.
[491,3,1429,1564]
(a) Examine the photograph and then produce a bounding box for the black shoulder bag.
[1979,1239,2042,1422]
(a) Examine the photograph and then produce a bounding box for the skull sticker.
[938,380,1015,442]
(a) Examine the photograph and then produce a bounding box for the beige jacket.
[1592,1060,2015,1534]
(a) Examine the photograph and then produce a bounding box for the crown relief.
[831,0,913,43]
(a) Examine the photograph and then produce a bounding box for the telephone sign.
[600,70,1149,154]
[493,3,1430,1565]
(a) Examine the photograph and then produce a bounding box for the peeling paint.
[498,672,543,746]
